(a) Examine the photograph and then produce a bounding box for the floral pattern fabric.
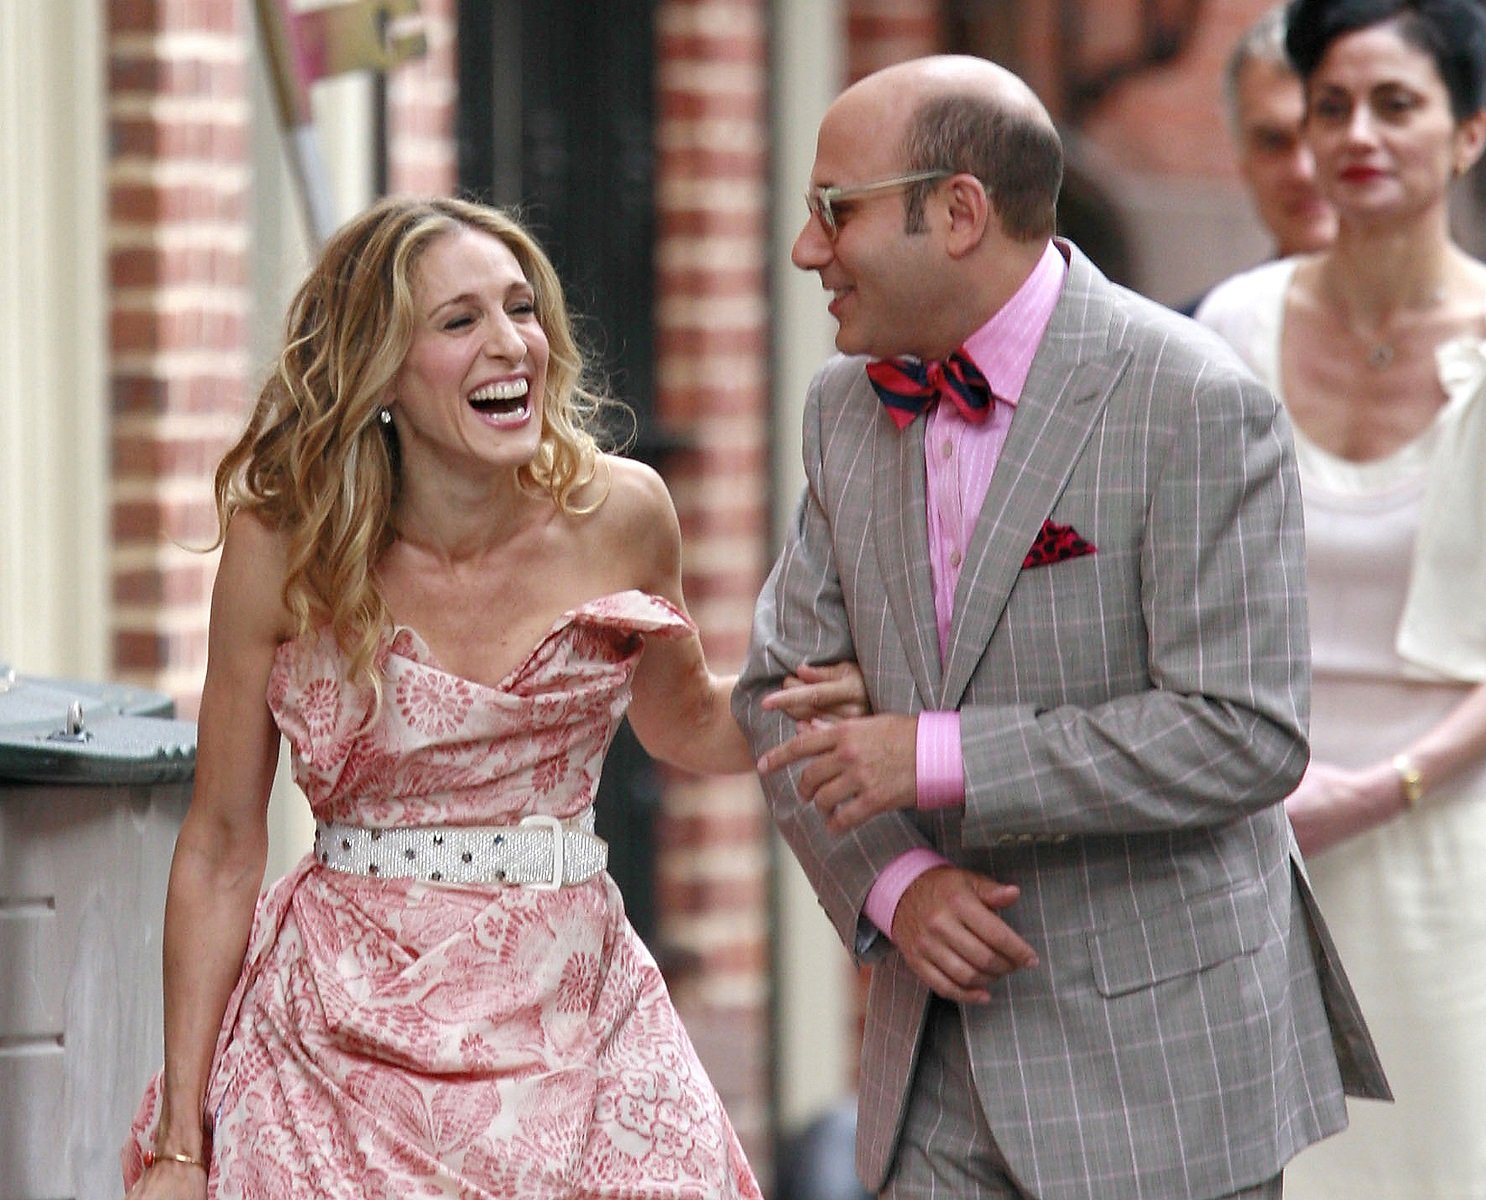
[123,590,761,1200]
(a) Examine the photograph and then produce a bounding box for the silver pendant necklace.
[1328,273,1444,374]
[1366,342,1395,370]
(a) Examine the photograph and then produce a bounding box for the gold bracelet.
[1392,753,1425,809]
[143,1148,207,1172]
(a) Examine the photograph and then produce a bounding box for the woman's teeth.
[468,379,529,415]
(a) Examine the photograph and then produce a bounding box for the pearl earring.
[378,407,392,426]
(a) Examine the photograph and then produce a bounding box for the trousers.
[880,997,1284,1200]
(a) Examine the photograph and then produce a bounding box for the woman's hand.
[1285,759,1406,856]
[759,661,870,723]
[757,713,918,833]
[124,1158,208,1200]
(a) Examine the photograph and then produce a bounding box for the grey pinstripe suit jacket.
[734,242,1389,1200]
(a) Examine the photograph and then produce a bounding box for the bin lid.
[0,663,197,784]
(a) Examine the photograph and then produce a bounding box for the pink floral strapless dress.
[122,590,761,1200]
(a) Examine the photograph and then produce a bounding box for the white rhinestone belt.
[313,809,608,890]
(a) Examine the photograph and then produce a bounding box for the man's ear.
[942,173,992,258]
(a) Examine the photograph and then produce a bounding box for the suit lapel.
[938,247,1132,710]
[871,380,943,708]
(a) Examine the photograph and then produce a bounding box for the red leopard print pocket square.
[1022,519,1096,569]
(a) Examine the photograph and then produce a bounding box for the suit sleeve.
[733,368,935,957]
[957,361,1312,845]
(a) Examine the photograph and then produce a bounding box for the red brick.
[655,207,765,239]
[655,326,768,358]
[111,114,248,161]
[108,54,248,99]
[113,627,210,673]
[111,180,247,224]
[658,33,767,66]
[110,244,247,290]
[659,89,764,122]
[114,562,214,607]
[660,807,766,849]
[108,0,240,37]
[110,307,248,356]
[655,386,767,420]
[655,266,765,297]
[844,0,941,79]
[107,0,167,34]
[656,874,769,915]
[674,504,769,541]
[113,430,232,478]
[655,144,767,180]
[112,373,246,416]
[112,496,218,545]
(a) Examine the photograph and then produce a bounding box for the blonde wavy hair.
[212,195,609,696]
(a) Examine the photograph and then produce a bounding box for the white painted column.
[768,0,858,1135]
[0,0,108,680]
[246,27,377,882]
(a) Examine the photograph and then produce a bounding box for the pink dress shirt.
[863,239,1068,937]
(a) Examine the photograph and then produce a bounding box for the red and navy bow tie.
[866,350,993,430]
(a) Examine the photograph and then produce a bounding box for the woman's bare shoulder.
[587,454,677,529]
[574,455,682,593]
[216,509,295,643]
[223,506,285,550]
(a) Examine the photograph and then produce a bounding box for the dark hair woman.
[1197,2,1486,1195]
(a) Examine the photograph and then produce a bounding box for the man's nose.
[792,214,831,271]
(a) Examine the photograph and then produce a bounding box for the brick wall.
[106,0,462,721]
[836,0,1275,186]
[846,0,942,83]
[107,0,251,715]
[99,0,966,1180]
[385,0,457,195]
[104,0,789,1174]
[1078,0,1273,180]
[653,0,774,1169]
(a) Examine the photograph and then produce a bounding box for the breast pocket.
[1087,880,1268,998]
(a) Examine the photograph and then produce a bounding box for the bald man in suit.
[734,54,1387,1200]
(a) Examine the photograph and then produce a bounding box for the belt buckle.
[520,813,564,890]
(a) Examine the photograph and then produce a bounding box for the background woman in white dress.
[1196,1,1486,1194]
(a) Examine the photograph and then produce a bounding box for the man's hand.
[892,867,1039,1003]
[756,713,917,832]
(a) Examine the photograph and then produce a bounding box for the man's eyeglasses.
[804,169,955,240]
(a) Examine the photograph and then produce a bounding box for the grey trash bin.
[0,663,196,1200]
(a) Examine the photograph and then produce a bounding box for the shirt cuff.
[916,710,964,810]
[863,848,951,939]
